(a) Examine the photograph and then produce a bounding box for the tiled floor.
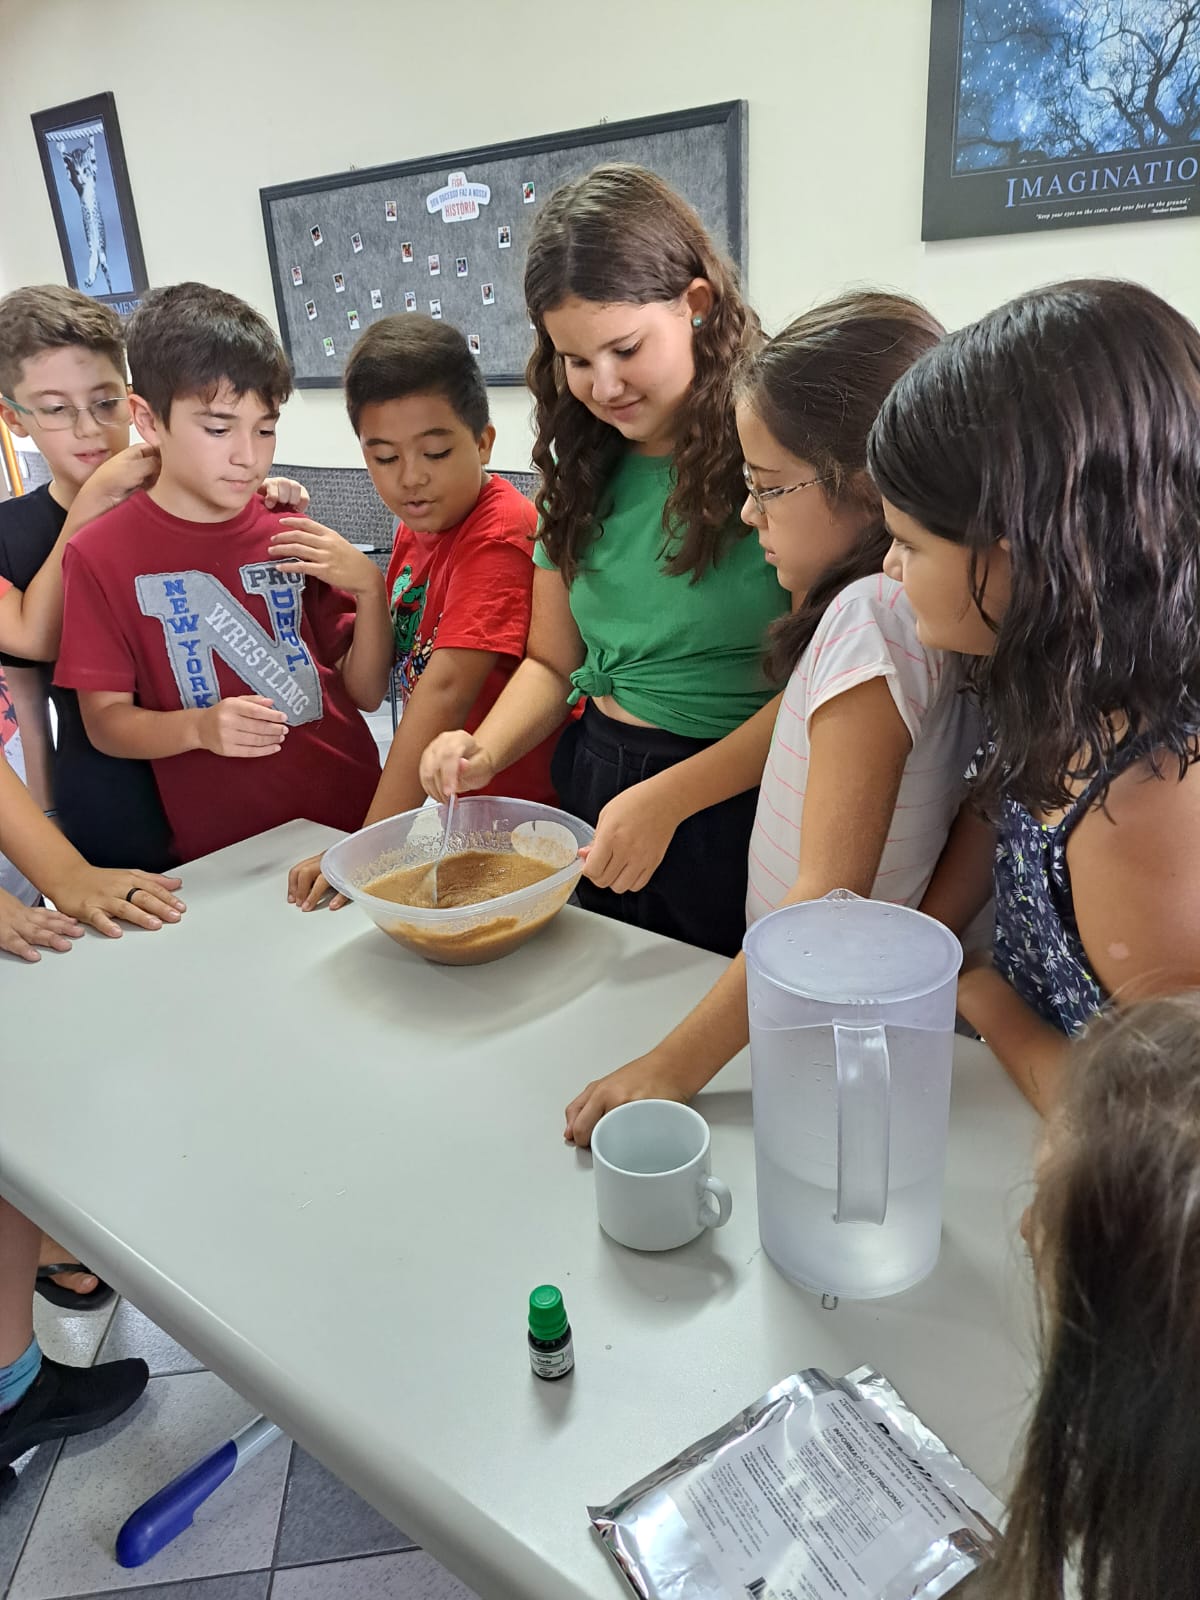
[1,1296,478,1600]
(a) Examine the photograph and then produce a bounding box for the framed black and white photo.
[31,92,148,314]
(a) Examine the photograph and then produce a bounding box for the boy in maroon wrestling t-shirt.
[56,284,392,864]
[289,315,573,911]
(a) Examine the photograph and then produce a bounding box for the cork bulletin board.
[260,101,747,388]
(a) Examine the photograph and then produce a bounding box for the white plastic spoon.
[429,792,457,908]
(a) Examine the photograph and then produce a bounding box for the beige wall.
[2,0,1198,471]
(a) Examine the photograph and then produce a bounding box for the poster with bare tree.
[922,1,1200,238]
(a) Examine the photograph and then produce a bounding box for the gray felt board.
[261,101,746,388]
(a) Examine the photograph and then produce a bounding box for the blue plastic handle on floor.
[115,1439,237,1567]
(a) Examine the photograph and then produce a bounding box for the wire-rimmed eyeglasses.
[742,461,832,515]
[1,395,130,432]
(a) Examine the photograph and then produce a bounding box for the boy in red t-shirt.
[288,315,570,911]
[56,284,392,864]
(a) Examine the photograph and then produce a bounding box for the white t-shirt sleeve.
[747,572,970,927]
[801,572,941,747]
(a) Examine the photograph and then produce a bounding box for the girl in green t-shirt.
[421,165,784,955]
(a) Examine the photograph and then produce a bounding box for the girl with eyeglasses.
[564,291,980,1147]
[420,166,785,957]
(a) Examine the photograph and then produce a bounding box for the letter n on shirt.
[135,565,323,724]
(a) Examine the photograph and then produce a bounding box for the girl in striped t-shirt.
[565,291,979,1146]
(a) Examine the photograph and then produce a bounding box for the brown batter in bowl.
[364,849,571,964]
[366,849,559,910]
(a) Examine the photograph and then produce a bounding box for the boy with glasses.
[0,288,173,1314]
[0,286,174,870]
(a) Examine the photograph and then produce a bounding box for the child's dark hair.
[343,315,489,438]
[0,285,124,398]
[867,279,1200,815]
[126,283,292,424]
[525,164,758,583]
[981,994,1200,1600]
[738,291,944,680]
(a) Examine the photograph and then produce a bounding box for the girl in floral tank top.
[870,280,1200,1115]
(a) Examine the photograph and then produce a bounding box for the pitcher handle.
[834,1022,890,1224]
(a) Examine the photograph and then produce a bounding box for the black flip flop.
[35,1263,114,1311]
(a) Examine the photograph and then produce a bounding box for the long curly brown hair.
[735,291,944,681]
[868,279,1200,816]
[524,165,757,583]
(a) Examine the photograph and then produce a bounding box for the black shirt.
[0,483,65,672]
[0,485,175,869]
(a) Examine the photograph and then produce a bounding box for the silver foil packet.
[589,1366,1004,1600]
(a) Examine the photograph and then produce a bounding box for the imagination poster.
[922,0,1200,239]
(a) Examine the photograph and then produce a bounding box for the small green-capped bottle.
[528,1284,574,1381]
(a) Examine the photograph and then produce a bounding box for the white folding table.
[2,821,1039,1600]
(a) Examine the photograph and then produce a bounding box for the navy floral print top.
[992,740,1151,1036]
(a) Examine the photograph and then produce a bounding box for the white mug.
[591,1100,732,1252]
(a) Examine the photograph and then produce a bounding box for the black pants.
[551,702,758,958]
[52,696,177,871]
[56,753,177,872]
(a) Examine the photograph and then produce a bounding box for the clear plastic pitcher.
[743,892,962,1299]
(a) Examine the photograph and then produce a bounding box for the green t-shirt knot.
[533,450,785,739]
[568,664,614,705]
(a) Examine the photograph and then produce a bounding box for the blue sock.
[0,1338,42,1414]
